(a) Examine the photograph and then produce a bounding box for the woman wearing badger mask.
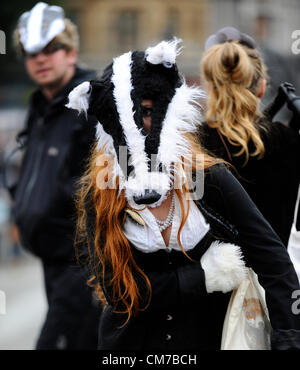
[67,39,300,350]
[200,27,300,247]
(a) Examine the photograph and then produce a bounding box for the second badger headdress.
[67,39,205,208]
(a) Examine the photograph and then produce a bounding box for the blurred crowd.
[0,109,26,262]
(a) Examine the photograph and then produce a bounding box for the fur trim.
[66,81,91,117]
[145,38,182,67]
[95,122,125,186]
[157,82,205,173]
[95,121,115,154]
[200,241,247,293]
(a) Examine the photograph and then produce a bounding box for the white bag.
[288,184,300,283]
[221,268,271,350]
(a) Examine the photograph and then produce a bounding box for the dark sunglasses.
[23,43,67,59]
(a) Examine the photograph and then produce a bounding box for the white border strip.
[157,83,205,172]
[111,52,149,180]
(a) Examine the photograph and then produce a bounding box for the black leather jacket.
[11,67,97,262]
[85,164,300,350]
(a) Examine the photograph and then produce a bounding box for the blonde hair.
[13,18,79,56]
[201,41,267,164]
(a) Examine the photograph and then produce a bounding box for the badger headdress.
[66,39,205,208]
[18,2,65,54]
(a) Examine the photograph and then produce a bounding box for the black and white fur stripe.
[66,39,206,208]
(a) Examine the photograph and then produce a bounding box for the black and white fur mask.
[67,39,205,208]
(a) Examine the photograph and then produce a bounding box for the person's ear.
[257,78,266,98]
[67,48,78,66]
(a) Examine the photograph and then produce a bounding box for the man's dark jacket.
[12,67,97,263]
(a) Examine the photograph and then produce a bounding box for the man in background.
[10,2,100,350]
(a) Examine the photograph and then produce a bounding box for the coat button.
[166,334,171,341]
[166,314,173,321]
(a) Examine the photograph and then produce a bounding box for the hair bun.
[221,43,240,71]
[220,42,253,85]
[221,42,241,73]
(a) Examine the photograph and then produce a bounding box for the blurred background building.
[0,0,300,349]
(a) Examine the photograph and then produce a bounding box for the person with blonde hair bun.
[200,27,300,246]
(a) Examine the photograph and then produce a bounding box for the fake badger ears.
[65,81,91,116]
[145,37,182,68]
[66,38,182,115]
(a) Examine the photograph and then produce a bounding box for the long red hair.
[75,132,222,324]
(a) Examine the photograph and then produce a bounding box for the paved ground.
[0,253,47,350]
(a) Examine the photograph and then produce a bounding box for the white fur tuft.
[145,38,182,67]
[95,121,126,188]
[157,82,206,174]
[95,121,115,154]
[200,241,247,293]
[66,81,91,117]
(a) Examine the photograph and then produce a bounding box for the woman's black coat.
[85,164,300,350]
[200,119,300,246]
